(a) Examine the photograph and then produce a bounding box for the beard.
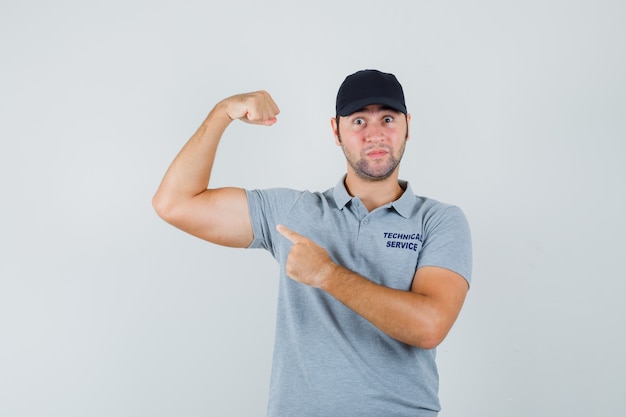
[341,141,406,181]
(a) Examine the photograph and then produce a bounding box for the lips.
[365,148,390,158]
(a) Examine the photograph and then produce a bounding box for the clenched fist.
[221,90,280,126]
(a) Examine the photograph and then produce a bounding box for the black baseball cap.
[335,69,407,116]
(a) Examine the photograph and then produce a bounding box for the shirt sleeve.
[417,205,473,286]
[245,188,303,257]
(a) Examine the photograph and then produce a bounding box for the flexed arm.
[152,91,280,247]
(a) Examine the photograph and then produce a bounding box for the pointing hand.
[276,225,336,288]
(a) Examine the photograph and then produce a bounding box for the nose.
[365,123,385,142]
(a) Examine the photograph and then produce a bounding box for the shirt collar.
[333,176,415,218]
[391,180,416,218]
[333,175,353,209]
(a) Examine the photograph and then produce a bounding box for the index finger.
[276,224,302,243]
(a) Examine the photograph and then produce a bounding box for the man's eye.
[383,116,394,123]
[353,118,365,125]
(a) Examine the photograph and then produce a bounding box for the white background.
[1,1,625,416]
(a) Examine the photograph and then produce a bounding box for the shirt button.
[363,219,369,225]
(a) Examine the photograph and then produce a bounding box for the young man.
[153,69,472,416]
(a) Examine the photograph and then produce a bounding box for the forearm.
[153,102,232,212]
[277,225,467,348]
[320,265,444,349]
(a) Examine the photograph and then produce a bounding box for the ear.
[331,117,341,145]
[406,113,412,141]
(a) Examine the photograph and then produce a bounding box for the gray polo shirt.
[246,177,472,417]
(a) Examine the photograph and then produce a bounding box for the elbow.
[410,320,449,350]
[416,332,445,350]
[152,192,166,218]
[152,191,177,223]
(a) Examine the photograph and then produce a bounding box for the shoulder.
[418,198,470,239]
[246,187,340,226]
[422,199,467,224]
[246,187,332,208]
[246,187,304,202]
[245,186,337,253]
[405,192,468,226]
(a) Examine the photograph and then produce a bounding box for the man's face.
[332,104,410,181]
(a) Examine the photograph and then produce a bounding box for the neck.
[344,170,404,212]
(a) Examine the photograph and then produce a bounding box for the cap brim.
[337,97,407,116]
